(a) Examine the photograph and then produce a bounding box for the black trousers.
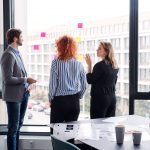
[90,93,116,119]
[50,93,80,123]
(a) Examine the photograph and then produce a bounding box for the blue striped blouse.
[48,58,87,100]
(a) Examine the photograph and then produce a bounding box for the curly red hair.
[56,35,77,60]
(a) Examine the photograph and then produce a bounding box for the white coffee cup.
[132,131,142,145]
[115,125,125,144]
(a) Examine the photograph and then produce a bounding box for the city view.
[1,0,150,126]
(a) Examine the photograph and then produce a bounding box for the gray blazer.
[1,46,27,102]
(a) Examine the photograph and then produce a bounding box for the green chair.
[51,135,81,150]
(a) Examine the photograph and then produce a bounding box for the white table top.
[52,115,150,150]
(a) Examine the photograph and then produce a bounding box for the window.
[124,53,129,65]
[110,38,121,50]
[0,0,3,92]
[138,0,150,93]
[124,68,129,80]
[124,37,129,50]
[115,53,121,65]
[1,0,129,126]
[78,41,85,51]
[124,83,129,96]
[87,40,95,51]
[143,20,150,30]
[135,100,150,117]
[43,44,50,53]
[0,0,5,123]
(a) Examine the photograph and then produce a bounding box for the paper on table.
[141,132,150,141]
[92,123,113,129]
[75,123,99,140]
[91,123,150,142]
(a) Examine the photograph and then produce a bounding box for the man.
[1,28,37,150]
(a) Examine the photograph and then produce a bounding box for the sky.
[27,0,150,34]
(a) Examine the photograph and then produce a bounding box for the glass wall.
[1,0,129,125]
[138,0,150,92]
[0,0,3,90]
[0,0,7,123]
[135,0,150,117]
[135,100,150,118]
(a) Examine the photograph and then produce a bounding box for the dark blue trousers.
[6,91,30,150]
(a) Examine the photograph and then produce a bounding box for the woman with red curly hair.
[49,35,86,124]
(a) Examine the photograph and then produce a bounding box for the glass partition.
[1,0,129,126]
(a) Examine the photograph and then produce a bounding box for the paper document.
[75,123,99,140]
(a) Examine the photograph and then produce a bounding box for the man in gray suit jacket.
[1,28,37,150]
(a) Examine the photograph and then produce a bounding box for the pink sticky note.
[77,23,83,28]
[40,32,46,37]
[33,45,39,50]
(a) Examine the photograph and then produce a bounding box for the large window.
[138,0,150,93]
[135,0,150,117]
[0,0,3,91]
[1,0,130,125]
[0,0,6,123]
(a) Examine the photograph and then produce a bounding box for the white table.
[52,115,150,150]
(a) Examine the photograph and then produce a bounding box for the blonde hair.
[100,41,118,69]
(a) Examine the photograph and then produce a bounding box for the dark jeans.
[6,91,30,150]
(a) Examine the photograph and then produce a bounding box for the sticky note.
[33,45,39,50]
[40,32,46,37]
[77,54,84,61]
[77,23,83,28]
[76,37,81,43]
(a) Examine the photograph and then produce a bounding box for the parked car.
[28,100,40,109]
[41,101,50,109]
[32,105,44,112]
[27,103,34,109]
[44,108,51,115]
[27,112,33,119]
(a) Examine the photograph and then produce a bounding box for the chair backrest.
[51,135,80,150]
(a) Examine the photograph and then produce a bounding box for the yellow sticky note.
[76,37,81,43]
[77,54,84,61]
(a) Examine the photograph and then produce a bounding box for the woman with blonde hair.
[85,41,119,119]
[49,35,86,124]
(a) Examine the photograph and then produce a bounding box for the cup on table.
[115,125,125,144]
[132,131,142,145]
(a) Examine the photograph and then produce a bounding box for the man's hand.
[27,77,37,84]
